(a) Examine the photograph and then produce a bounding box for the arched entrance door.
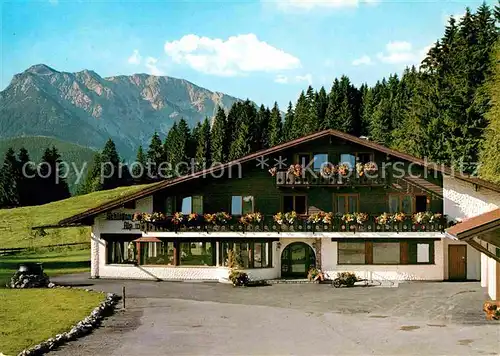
[281,242,316,278]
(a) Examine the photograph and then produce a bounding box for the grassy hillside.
[0,136,97,193]
[0,183,156,248]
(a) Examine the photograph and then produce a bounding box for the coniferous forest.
[0,3,498,208]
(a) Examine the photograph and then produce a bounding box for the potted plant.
[376,212,391,225]
[354,212,369,225]
[364,161,378,175]
[172,212,184,225]
[215,212,232,225]
[287,164,303,178]
[338,163,350,177]
[204,213,216,225]
[227,249,250,287]
[273,212,284,225]
[320,163,337,178]
[239,212,263,231]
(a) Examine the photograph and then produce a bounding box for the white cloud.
[352,55,372,66]
[274,75,289,84]
[164,33,301,76]
[295,74,313,85]
[385,41,412,53]
[145,57,163,76]
[266,0,378,11]
[377,41,416,64]
[128,49,142,65]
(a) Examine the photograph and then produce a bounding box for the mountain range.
[0,64,241,159]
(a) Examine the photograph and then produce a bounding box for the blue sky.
[1,0,494,108]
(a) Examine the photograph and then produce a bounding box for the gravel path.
[49,274,500,356]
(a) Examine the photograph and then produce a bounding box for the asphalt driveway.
[50,274,500,356]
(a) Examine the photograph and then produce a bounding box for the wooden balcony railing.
[275,170,388,187]
[140,214,447,234]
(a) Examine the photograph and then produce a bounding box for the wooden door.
[448,245,467,280]
[281,242,315,278]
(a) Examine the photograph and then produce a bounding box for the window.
[181,196,203,215]
[373,242,400,264]
[408,241,434,264]
[313,154,328,171]
[338,242,365,264]
[283,195,307,214]
[140,241,175,265]
[388,194,413,214]
[179,241,214,266]
[336,194,359,214]
[220,241,272,268]
[107,241,136,264]
[415,195,428,213]
[231,195,254,215]
[337,240,435,265]
[340,154,356,170]
[356,153,374,164]
[253,242,270,268]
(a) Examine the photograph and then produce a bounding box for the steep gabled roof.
[57,129,500,226]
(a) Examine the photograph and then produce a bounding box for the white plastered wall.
[321,239,445,281]
[443,176,500,281]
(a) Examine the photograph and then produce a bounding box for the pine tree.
[195,118,211,170]
[324,78,340,130]
[283,102,295,141]
[133,145,147,182]
[304,85,318,134]
[37,147,70,204]
[241,100,259,152]
[315,87,328,130]
[268,102,283,147]
[479,40,500,183]
[370,98,392,146]
[292,91,307,138]
[100,139,122,189]
[147,132,164,177]
[0,148,20,208]
[229,117,251,160]
[17,147,36,206]
[211,106,227,164]
[78,152,103,194]
[257,104,271,149]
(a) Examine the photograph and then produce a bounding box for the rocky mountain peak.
[26,64,58,76]
[0,64,242,159]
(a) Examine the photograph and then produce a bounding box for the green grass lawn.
[0,249,91,287]
[0,183,157,248]
[0,288,105,355]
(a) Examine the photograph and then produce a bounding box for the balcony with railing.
[137,213,448,234]
[273,168,388,187]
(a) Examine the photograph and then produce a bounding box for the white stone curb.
[16,288,120,356]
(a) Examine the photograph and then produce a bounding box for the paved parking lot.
[51,274,500,356]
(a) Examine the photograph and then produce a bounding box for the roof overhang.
[446,209,500,262]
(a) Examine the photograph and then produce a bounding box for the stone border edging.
[17,288,120,356]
